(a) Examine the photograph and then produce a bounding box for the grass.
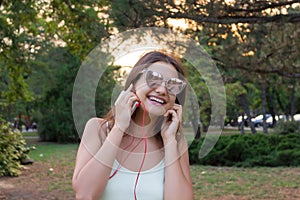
[23,140,300,199]
[191,165,300,199]
[28,143,78,162]
[26,142,79,196]
[22,131,39,137]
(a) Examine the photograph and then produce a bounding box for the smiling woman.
[72,51,193,200]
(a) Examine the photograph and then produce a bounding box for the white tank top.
[101,159,165,200]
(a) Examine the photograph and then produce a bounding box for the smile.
[148,96,166,105]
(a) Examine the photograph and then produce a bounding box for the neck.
[129,108,162,138]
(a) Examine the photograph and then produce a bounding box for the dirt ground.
[1,155,300,200]
[0,162,74,200]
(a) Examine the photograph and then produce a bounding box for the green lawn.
[27,142,79,195]
[191,165,300,199]
[22,131,39,137]
[25,142,300,199]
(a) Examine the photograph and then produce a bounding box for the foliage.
[1,0,300,142]
[0,119,30,176]
[0,1,50,103]
[95,65,122,118]
[189,133,300,167]
[0,0,111,122]
[225,82,247,123]
[185,62,211,131]
[37,49,80,143]
[274,121,300,135]
[0,0,112,142]
[48,0,110,57]
[37,47,121,142]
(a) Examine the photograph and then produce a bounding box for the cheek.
[135,85,150,100]
[134,79,148,96]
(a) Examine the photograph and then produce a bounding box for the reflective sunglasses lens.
[146,70,163,88]
[166,78,185,94]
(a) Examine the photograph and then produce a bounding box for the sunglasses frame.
[141,68,187,95]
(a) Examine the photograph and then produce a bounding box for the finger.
[124,83,133,93]
[126,92,138,103]
[164,110,179,122]
[114,90,125,105]
[172,104,182,122]
[127,95,139,105]
[115,91,131,105]
[163,110,172,118]
[116,90,136,106]
[172,104,181,111]
[122,84,135,102]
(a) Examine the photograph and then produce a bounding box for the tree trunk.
[275,90,290,119]
[267,87,277,127]
[240,113,245,134]
[261,82,268,134]
[239,93,257,134]
[290,80,296,121]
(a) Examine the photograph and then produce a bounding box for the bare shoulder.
[85,117,105,127]
[83,117,108,142]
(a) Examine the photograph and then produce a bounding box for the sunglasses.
[141,69,186,95]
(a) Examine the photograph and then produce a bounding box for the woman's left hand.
[161,104,182,144]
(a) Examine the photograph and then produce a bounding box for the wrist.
[162,136,177,146]
[111,125,125,136]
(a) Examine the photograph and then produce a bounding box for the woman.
[72,51,193,200]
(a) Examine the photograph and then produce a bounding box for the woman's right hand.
[113,84,139,132]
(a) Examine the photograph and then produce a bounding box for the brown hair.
[103,51,186,130]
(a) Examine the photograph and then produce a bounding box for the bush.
[276,149,300,166]
[274,121,300,135]
[188,133,300,167]
[0,120,30,176]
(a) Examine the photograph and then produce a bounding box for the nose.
[154,81,168,95]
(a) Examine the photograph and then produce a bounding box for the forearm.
[163,140,193,200]
[73,126,123,199]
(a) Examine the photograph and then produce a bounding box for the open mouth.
[148,96,166,105]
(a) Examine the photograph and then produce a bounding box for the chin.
[143,99,168,115]
[144,105,165,116]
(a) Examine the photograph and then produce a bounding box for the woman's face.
[134,61,179,116]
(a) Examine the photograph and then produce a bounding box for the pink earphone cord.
[109,102,148,200]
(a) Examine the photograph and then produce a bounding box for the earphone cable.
[134,101,147,200]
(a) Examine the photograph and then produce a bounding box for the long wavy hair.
[102,51,187,136]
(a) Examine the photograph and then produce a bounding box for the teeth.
[149,96,165,104]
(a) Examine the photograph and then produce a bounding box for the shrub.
[0,120,30,176]
[188,133,300,167]
[276,149,300,166]
[274,121,300,135]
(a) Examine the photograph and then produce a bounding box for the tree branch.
[170,13,300,24]
[225,0,300,13]
[214,56,300,78]
[224,63,300,78]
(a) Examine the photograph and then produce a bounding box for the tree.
[1,0,114,142]
[0,1,48,105]
[109,1,299,132]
